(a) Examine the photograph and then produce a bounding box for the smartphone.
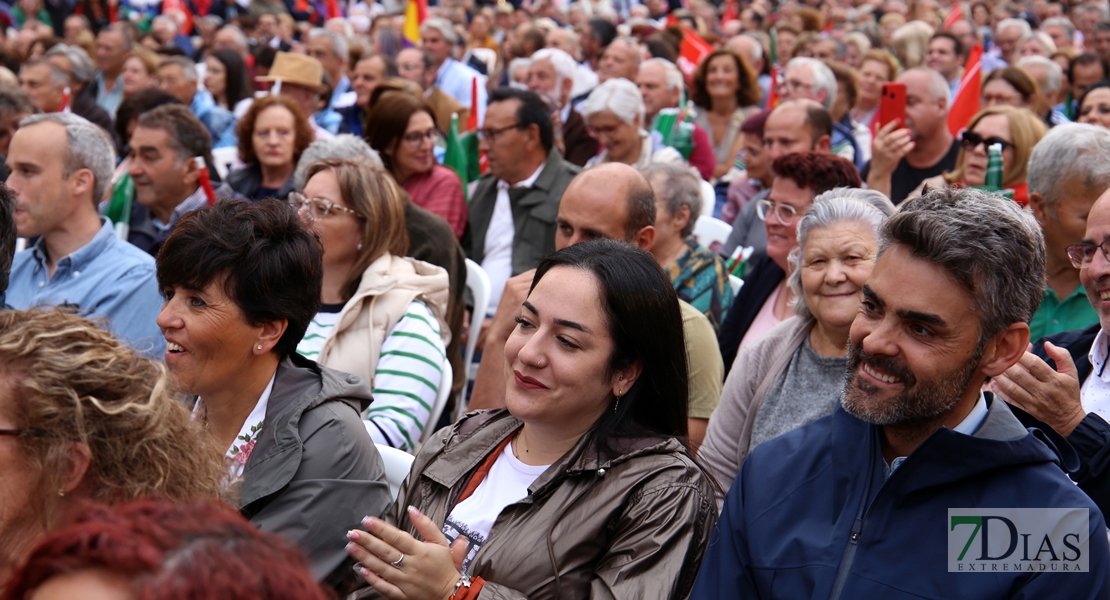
[877,82,907,130]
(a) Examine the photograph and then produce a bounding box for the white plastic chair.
[421,357,453,445]
[693,215,733,249]
[375,443,415,500]
[729,275,743,296]
[699,179,716,218]
[456,259,491,421]
[211,146,238,179]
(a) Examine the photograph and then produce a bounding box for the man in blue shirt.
[692,188,1109,599]
[0,181,14,309]
[421,17,488,126]
[93,25,129,118]
[156,57,237,149]
[4,113,165,357]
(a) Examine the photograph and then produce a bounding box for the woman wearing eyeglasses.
[701,188,894,495]
[293,158,451,454]
[365,90,467,240]
[909,105,1046,205]
[220,95,315,202]
[717,152,862,373]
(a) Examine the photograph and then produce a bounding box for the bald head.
[556,163,656,250]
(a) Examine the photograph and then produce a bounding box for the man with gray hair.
[3,113,164,356]
[1022,123,1110,340]
[779,57,863,168]
[43,45,116,144]
[396,47,469,132]
[993,17,1032,64]
[421,17,488,124]
[693,187,1109,599]
[1017,55,1070,127]
[636,57,716,179]
[156,56,235,148]
[306,28,354,110]
[863,67,960,203]
[527,47,598,166]
[151,14,194,56]
[93,25,131,118]
[1043,16,1077,52]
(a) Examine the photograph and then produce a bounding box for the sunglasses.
[961,131,1015,152]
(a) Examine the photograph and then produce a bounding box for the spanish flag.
[403,0,427,46]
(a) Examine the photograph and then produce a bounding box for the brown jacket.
[363,409,716,599]
[426,86,470,132]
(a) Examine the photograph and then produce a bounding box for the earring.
[357,242,363,251]
[58,489,65,497]
[613,389,622,413]
[257,345,262,351]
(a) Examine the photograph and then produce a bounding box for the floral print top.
[194,373,276,480]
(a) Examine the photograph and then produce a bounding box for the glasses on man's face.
[1066,240,1110,269]
[778,79,813,94]
[961,130,1015,152]
[288,192,359,222]
[756,199,800,225]
[402,128,439,146]
[477,123,522,142]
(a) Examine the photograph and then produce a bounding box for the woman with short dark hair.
[155,199,391,594]
[346,239,716,599]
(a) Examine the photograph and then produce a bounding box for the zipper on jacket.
[827,430,878,600]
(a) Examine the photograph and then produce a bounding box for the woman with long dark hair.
[205,48,251,116]
[345,239,716,599]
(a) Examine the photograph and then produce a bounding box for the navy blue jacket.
[692,399,1109,599]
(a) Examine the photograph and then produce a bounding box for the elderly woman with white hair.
[583,78,684,169]
[700,188,896,492]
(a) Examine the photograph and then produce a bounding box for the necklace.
[511,429,528,459]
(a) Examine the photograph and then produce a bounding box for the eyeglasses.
[288,192,360,222]
[756,199,800,225]
[1066,240,1110,269]
[402,128,439,145]
[778,79,813,94]
[0,429,24,438]
[587,124,623,139]
[960,131,1015,152]
[477,123,522,141]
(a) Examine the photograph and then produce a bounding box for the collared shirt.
[7,219,166,357]
[1029,285,1099,342]
[153,186,208,233]
[434,57,488,126]
[887,393,989,477]
[1080,329,1110,426]
[330,74,356,110]
[196,372,276,479]
[482,162,545,315]
[95,70,124,118]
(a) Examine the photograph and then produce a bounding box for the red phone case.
[877,82,907,129]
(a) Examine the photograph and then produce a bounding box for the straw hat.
[256,52,326,92]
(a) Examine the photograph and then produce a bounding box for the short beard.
[841,338,985,433]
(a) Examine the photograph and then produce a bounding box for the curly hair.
[770,151,862,192]
[0,310,225,526]
[3,498,330,600]
[235,94,314,168]
[691,48,762,110]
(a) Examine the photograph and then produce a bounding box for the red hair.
[771,151,862,193]
[3,499,332,600]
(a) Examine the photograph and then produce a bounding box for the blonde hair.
[303,158,410,301]
[0,310,225,525]
[891,20,935,68]
[944,105,1048,187]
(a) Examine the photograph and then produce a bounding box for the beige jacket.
[317,253,451,388]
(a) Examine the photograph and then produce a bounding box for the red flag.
[765,65,780,109]
[947,44,982,136]
[721,0,738,23]
[325,0,342,19]
[674,25,713,86]
[467,77,479,131]
[943,3,963,30]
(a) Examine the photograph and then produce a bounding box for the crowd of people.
[2,0,1110,597]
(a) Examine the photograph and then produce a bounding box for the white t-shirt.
[442,439,549,571]
[482,163,545,316]
[1080,329,1110,426]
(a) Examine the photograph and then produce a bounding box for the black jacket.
[718,252,785,373]
[1016,324,1110,519]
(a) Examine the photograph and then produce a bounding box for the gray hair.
[44,45,95,85]
[0,88,36,116]
[217,25,249,52]
[1027,123,1110,207]
[787,188,895,319]
[1018,31,1056,54]
[152,15,178,34]
[1042,16,1075,38]
[294,134,383,190]
[1077,2,1109,21]
[421,17,459,45]
[583,77,645,125]
[159,56,198,82]
[786,57,838,110]
[19,113,115,203]
[996,18,1032,38]
[640,162,702,238]
[21,59,69,89]
[642,57,684,92]
[900,66,950,106]
[531,48,577,84]
[324,17,354,38]
[1016,55,1063,93]
[880,187,1046,341]
[198,14,224,28]
[309,28,350,63]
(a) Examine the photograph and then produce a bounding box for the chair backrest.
[457,259,491,420]
[469,47,498,73]
[421,357,453,445]
[211,146,238,179]
[375,443,415,500]
[699,180,716,218]
[729,274,743,296]
[693,215,733,249]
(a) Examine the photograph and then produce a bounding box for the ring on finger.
[390,553,405,568]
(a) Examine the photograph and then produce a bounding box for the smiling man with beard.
[691,187,1109,599]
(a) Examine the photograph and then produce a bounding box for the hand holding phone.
[877,82,907,130]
